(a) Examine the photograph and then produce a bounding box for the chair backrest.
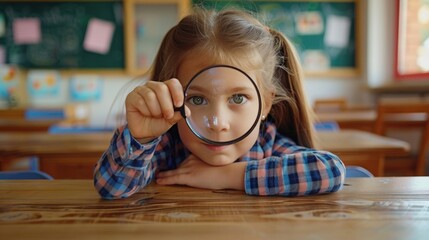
[314,98,347,112]
[0,171,53,180]
[345,166,374,178]
[374,101,429,175]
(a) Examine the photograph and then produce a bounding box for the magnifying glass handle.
[174,105,186,119]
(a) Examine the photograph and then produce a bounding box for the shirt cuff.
[115,125,161,169]
[244,161,261,195]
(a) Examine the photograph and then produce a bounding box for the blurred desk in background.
[317,130,410,176]
[0,119,60,132]
[316,110,377,132]
[1,178,429,239]
[0,132,112,179]
[316,109,427,132]
[0,130,409,178]
[0,107,64,132]
[0,108,26,119]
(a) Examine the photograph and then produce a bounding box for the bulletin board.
[0,1,125,70]
[193,0,360,77]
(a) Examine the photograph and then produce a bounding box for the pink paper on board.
[13,18,41,44]
[83,18,115,54]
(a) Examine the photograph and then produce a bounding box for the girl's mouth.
[203,143,227,152]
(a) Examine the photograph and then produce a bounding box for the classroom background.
[0,0,428,177]
[1,1,429,236]
[1,0,427,123]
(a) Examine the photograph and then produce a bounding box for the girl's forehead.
[187,67,259,95]
[178,55,258,88]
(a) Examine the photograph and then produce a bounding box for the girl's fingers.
[156,170,189,186]
[156,175,181,185]
[127,79,186,121]
[164,78,184,108]
[146,79,183,120]
[165,111,185,125]
[126,88,150,116]
[157,168,187,178]
[139,84,164,118]
[128,85,162,118]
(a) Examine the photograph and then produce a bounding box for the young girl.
[94,8,345,199]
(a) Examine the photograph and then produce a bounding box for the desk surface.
[0,178,429,240]
[316,129,409,154]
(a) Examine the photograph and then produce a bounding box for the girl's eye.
[188,96,207,105]
[229,94,248,104]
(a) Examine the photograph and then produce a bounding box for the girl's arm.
[93,125,162,199]
[153,122,345,196]
[243,139,345,196]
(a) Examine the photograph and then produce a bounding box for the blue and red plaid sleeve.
[242,123,345,196]
[93,125,162,199]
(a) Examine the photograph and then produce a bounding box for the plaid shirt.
[94,121,345,199]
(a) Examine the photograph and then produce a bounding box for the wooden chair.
[314,98,347,112]
[374,101,429,176]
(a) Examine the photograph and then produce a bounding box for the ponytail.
[268,29,316,148]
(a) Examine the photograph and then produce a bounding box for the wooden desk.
[316,130,410,176]
[316,110,377,132]
[0,119,59,132]
[0,107,64,132]
[0,130,409,178]
[0,132,113,179]
[0,178,429,240]
[0,107,26,119]
[316,109,428,132]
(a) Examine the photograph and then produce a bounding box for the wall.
[367,0,395,88]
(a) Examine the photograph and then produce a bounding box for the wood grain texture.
[0,178,429,240]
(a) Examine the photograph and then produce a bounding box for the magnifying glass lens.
[183,65,261,145]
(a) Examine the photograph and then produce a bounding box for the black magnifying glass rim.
[177,64,262,146]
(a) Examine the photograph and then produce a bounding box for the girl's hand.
[125,78,187,141]
[156,155,246,190]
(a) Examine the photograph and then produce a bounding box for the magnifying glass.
[176,65,262,146]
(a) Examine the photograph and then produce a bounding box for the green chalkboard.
[0,1,124,69]
[193,0,357,73]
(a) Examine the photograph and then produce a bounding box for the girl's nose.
[204,115,230,132]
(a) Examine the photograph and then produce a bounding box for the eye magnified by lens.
[177,65,262,146]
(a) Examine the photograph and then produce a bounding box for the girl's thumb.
[167,106,190,125]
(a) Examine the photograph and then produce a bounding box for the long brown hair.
[147,8,315,147]
[269,29,315,148]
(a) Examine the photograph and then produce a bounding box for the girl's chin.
[190,143,238,166]
[200,157,235,166]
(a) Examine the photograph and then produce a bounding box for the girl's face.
[176,55,267,166]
